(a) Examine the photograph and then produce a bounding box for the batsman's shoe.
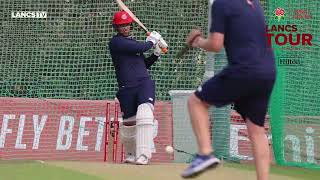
[123,154,136,164]
[135,154,149,165]
[181,154,220,178]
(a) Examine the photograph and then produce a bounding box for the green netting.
[268,0,320,169]
[1,0,320,169]
[0,0,208,101]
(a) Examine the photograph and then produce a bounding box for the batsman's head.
[113,10,133,37]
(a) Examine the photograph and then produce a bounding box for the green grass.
[225,162,320,180]
[0,160,103,180]
[1,160,319,180]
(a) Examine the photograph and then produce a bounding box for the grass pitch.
[0,160,319,180]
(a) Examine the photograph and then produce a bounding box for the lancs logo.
[266,25,312,46]
[266,8,314,47]
[274,7,285,21]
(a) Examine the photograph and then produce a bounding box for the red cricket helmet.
[112,10,133,25]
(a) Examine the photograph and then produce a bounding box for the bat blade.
[115,0,149,32]
[176,44,190,58]
[115,0,168,53]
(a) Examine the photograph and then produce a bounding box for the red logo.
[274,7,285,21]
[121,14,127,20]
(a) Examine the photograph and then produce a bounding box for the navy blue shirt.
[210,0,276,79]
[109,34,159,87]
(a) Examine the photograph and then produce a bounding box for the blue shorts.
[116,79,155,119]
[195,73,275,127]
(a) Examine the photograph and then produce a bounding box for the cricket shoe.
[123,154,136,164]
[181,154,220,178]
[135,154,149,165]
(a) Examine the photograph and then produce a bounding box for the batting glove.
[146,31,161,45]
[154,44,162,56]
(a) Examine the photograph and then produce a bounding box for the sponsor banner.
[229,113,319,164]
[0,98,172,162]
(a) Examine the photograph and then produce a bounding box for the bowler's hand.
[186,29,202,48]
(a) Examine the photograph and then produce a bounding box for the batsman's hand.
[154,44,162,56]
[154,37,168,56]
[146,31,161,45]
[186,29,202,48]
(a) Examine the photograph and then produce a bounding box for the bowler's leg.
[238,79,274,180]
[182,74,238,178]
[181,93,220,178]
[246,119,270,180]
[187,94,212,155]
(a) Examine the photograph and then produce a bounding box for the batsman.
[108,10,167,165]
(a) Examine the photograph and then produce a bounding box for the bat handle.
[161,47,168,53]
[146,32,168,53]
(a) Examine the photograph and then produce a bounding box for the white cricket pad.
[136,103,154,159]
[151,119,158,153]
[119,116,136,157]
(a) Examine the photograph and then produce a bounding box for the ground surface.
[49,161,296,180]
[1,160,319,180]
